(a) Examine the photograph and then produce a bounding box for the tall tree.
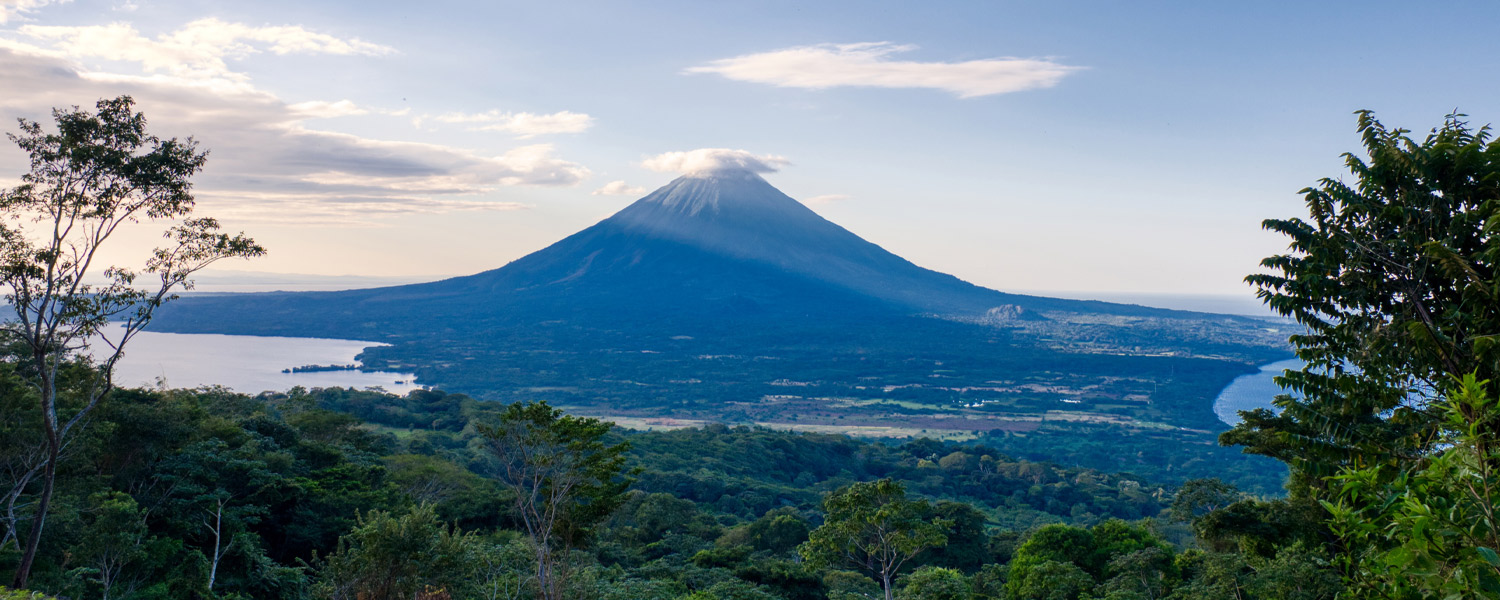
[1225,111,1500,493]
[798,478,950,600]
[0,96,263,587]
[476,401,631,600]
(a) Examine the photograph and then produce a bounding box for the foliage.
[895,566,969,600]
[0,96,262,587]
[1228,110,1500,492]
[476,401,632,600]
[1168,479,1240,524]
[1322,374,1500,598]
[314,505,478,600]
[800,479,950,600]
[1012,560,1093,600]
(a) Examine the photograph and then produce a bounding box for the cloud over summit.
[641,148,790,177]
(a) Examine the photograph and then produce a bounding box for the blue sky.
[1,1,1495,302]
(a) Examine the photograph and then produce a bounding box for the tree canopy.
[1226,110,1500,491]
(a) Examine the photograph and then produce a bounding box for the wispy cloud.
[288,99,368,118]
[429,109,593,138]
[641,148,789,176]
[0,0,66,24]
[0,19,591,227]
[591,180,647,196]
[804,194,851,206]
[687,42,1082,98]
[14,18,394,83]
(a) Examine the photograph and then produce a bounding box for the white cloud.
[0,0,66,24]
[686,42,1082,98]
[0,28,590,226]
[641,148,790,176]
[591,180,647,196]
[804,194,851,205]
[432,109,593,138]
[16,18,394,83]
[289,99,367,118]
[195,189,530,227]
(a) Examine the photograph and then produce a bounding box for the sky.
[1,1,1497,303]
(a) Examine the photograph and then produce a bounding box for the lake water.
[1213,358,1302,425]
[92,326,422,395]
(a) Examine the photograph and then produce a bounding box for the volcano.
[151,167,1286,429]
[155,168,1188,337]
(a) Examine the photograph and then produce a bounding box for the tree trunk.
[536,545,552,600]
[208,501,224,590]
[11,434,57,588]
[882,571,894,600]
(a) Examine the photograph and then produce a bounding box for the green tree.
[1,96,263,587]
[1011,560,1093,600]
[1004,524,1094,598]
[315,505,476,600]
[476,401,632,600]
[1322,374,1500,597]
[66,491,150,600]
[921,501,989,573]
[154,438,277,592]
[799,478,951,600]
[1168,479,1240,524]
[1226,110,1500,493]
[897,566,970,600]
[1096,547,1173,600]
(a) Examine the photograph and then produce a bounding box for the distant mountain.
[151,167,1289,439]
[155,169,1219,336]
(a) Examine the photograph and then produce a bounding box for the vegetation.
[0,96,263,588]
[1228,110,1500,492]
[0,378,1336,599]
[800,479,950,600]
[477,401,632,599]
[1221,110,1500,598]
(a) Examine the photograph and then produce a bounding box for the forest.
[5,99,1500,599]
[0,381,1338,600]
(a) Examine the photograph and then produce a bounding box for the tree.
[1168,479,1241,524]
[1011,560,1093,600]
[896,566,970,600]
[919,501,989,573]
[1322,374,1500,597]
[1225,110,1500,493]
[315,505,477,600]
[1,96,263,587]
[476,401,631,600]
[799,478,951,600]
[1004,524,1094,598]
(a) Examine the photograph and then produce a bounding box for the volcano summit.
[153,167,1287,438]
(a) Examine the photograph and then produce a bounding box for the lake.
[92,325,422,395]
[1213,358,1302,425]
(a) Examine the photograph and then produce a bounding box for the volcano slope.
[152,168,1290,444]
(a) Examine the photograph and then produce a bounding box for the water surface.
[1213,358,1302,425]
[92,326,421,395]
